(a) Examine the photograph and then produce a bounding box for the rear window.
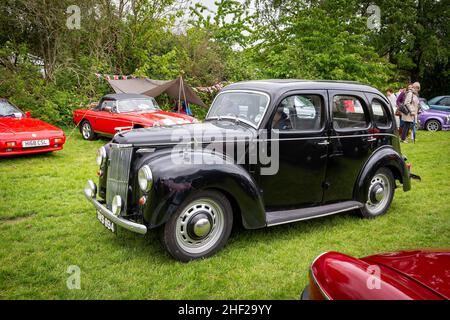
[332,95,369,130]
[371,99,391,128]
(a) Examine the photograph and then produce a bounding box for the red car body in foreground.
[0,99,66,156]
[73,94,197,140]
[302,250,450,300]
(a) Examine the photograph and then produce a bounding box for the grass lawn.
[0,128,449,299]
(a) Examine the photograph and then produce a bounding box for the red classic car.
[73,93,197,140]
[0,98,66,156]
[302,250,450,300]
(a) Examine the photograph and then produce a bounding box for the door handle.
[366,137,377,142]
[317,140,330,145]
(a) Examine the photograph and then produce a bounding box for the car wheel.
[80,120,97,140]
[425,120,441,132]
[360,168,395,218]
[161,190,233,262]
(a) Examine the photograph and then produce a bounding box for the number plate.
[22,139,50,148]
[97,210,116,233]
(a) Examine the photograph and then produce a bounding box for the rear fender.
[354,146,411,203]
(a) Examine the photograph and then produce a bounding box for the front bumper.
[0,144,64,156]
[84,180,147,235]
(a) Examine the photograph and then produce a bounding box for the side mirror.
[24,111,31,118]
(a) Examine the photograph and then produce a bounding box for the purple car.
[418,101,450,131]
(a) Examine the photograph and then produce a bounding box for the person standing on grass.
[396,84,412,136]
[387,88,397,108]
[387,88,399,127]
[400,82,420,143]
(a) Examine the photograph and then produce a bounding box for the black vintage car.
[84,80,413,261]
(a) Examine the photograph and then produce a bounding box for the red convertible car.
[0,98,66,156]
[302,250,450,300]
[73,93,197,140]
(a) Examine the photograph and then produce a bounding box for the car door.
[323,90,375,203]
[94,99,121,135]
[365,93,396,149]
[258,90,329,211]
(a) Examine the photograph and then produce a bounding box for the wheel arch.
[353,146,411,203]
[424,118,443,131]
[204,187,244,229]
[142,150,266,230]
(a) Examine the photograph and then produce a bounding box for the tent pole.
[178,76,182,113]
[181,77,187,111]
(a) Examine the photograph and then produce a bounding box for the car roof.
[222,79,384,96]
[432,96,449,99]
[102,93,153,101]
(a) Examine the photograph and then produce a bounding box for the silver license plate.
[22,139,50,148]
[97,210,116,233]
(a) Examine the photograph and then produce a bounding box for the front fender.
[354,146,411,203]
[140,150,266,230]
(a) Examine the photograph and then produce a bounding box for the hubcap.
[366,173,391,215]
[175,199,225,254]
[82,123,91,138]
[192,216,211,238]
[374,186,384,202]
[427,121,439,131]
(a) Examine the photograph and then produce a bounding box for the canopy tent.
[106,76,207,108]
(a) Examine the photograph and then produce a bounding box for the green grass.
[0,129,449,299]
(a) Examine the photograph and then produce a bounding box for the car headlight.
[138,165,153,192]
[111,195,122,216]
[447,115,450,124]
[96,146,106,166]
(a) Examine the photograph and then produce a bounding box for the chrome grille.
[106,144,133,214]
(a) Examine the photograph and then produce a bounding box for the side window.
[438,97,450,106]
[332,95,369,130]
[272,94,323,131]
[371,99,391,128]
[101,100,115,112]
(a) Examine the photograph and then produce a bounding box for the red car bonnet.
[122,110,194,124]
[310,251,444,300]
[0,117,63,134]
[361,250,450,299]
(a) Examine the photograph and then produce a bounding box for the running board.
[266,201,363,227]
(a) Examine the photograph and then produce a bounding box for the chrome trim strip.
[84,185,147,234]
[136,148,156,153]
[132,133,398,147]
[309,266,332,300]
[114,126,133,133]
[266,206,361,227]
[205,90,271,129]
[309,251,331,300]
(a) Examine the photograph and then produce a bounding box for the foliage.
[248,0,395,88]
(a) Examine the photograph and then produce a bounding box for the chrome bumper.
[84,180,147,235]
